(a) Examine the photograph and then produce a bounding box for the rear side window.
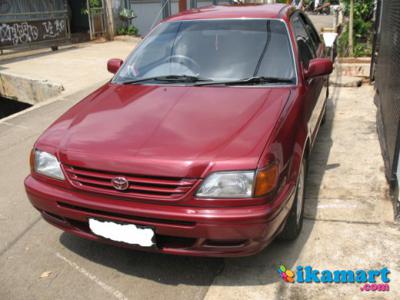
[301,14,321,52]
[291,13,316,68]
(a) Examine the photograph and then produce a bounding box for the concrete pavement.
[1,21,400,298]
[0,82,222,300]
[0,37,139,104]
[204,83,399,300]
[1,68,399,299]
[308,14,335,32]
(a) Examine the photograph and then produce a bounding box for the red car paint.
[24,4,332,257]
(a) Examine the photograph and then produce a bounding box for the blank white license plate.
[88,218,155,247]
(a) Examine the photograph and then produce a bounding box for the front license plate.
[88,218,155,247]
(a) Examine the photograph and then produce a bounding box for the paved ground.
[1,61,399,299]
[308,14,335,32]
[1,13,400,299]
[0,37,139,100]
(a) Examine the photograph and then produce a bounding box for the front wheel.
[278,159,306,240]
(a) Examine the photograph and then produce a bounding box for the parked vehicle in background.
[25,4,332,257]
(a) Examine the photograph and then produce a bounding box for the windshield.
[113,19,296,85]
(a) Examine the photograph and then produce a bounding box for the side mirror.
[304,58,333,80]
[107,58,123,74]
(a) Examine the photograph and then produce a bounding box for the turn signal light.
[30,148,35,173]
[254,164,279,197]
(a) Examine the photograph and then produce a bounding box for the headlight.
[196,171,255,198]
[195,164,279,199]
[33,150,65,180]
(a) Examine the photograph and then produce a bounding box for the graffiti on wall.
[0,19,68,48]
[0,23,39,45]
[42,19,66,39]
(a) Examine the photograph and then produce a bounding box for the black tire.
[321,103,327,125]
[51,46,59,51]
[278,159,306,240]
[321,83,329,125]
[326,80,330,100]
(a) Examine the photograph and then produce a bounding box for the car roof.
[165,4,294,22]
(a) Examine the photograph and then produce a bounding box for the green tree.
[340,0,374,56]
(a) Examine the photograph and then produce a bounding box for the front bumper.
[24,175,295,257]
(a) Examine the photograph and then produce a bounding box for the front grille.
[63,165,197,200]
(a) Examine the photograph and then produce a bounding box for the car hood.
[38,83,291,178]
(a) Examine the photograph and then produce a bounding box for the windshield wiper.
[120,75,211,85]
[194,76,294,86]
[121,75,293,86]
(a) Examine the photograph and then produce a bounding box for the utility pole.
[104,0,115,40]
[349,0,354,56]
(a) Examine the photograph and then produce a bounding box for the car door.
[291,12,327,145]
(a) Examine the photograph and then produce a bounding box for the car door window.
[300,14,321,53]
[291,13,316,69]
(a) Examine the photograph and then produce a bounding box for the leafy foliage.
[81,0,103,15]
[118,7,138,37]
[88,0,102,8]
[338,28,349,56]
[120,8,137,20]
[339,0,374,57]
[117,25,139,36]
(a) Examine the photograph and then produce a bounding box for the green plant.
[88,0,102,8]
[126,25,138,36]
[117,25,139,36]
[117,27,126,35]
[81,0,103,15]
[120,8,136,21]
[339,0,374,57]
[338,27,349,57]
[354,43,372,57]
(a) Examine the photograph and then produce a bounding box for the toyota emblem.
[111,177,129,191]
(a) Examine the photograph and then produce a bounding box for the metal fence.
[375,0,400,183]
[87,0,106,39]
[0,0,70,51]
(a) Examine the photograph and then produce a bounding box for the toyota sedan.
[25,4,332,257]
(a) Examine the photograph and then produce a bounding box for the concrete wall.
[0,72,64,105]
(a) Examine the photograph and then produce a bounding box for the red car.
[25,4,332,257]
